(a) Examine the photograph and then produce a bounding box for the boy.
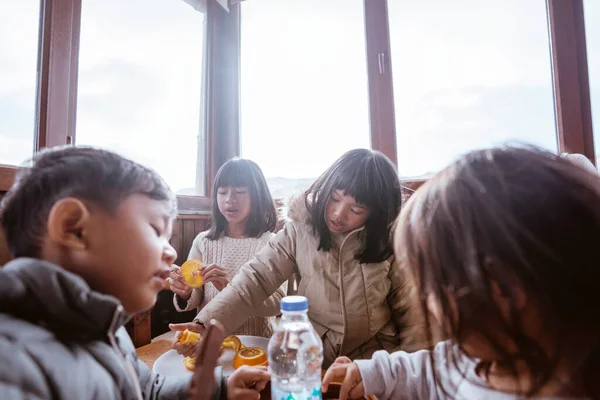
[0,146,269,399]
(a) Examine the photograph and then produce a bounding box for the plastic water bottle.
[268,296,324,400]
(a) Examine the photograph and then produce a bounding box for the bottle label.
[271,384,322,400]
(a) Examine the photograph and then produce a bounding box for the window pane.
[240,0,370,199]
[76,0,204,195]
[389,1,557,179]
[584,1,600,165]
[0,1,40,166]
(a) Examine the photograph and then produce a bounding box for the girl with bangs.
[178,149,425,366]
[323,146,600,400]
[168,158,286,341]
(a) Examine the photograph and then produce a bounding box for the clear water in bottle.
[269,296,324,400]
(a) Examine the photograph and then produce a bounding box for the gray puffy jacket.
[0,258,226,400]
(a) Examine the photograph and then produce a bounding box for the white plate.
[152,335,270,377]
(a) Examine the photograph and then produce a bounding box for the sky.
[0,0,598,194]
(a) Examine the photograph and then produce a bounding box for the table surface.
[135,332,375,400]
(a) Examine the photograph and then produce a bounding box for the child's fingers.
[333,356,352,365]
[230,389,261,400]
[322,364,347,392]
[231,365,271,386]
[201,266,227,280]
[339,366,360,400]
[348,382,365,399]
[169,322,204,333]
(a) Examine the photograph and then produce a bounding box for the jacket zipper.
[108,305,144,400]
[337,227,364,356]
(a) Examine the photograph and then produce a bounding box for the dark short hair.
[306,149,401,264]
[205,158,277,239]
[1,146,176,258]
[396,146,600,397]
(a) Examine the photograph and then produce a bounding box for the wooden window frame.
[1,0,596,197]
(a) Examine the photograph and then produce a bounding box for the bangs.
[214,159,254,188]
[328,157,392,210]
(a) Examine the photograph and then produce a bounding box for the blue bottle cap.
[281,295,309,312]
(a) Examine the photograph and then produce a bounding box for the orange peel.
[233,347,268,369]
[180,259,204,288]
[221,335,242,353]
[179,329,201,345]
[183,356,196,371]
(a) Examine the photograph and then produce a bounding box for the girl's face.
[325,190,370,234]
[217,186,251,226]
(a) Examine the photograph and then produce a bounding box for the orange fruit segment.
[180,259,204,288]
[183,356,196,371]
[221,335,242,353]
[233,347,268,369]
[179,329,201,345]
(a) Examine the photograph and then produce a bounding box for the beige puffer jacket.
[196,196,424,366]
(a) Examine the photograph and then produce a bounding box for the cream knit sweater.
[173,231,277,337]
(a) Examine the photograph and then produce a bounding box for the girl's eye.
[151,225,161,236]
[351,209,363,215]
[330,197,339,203]
[217,191,226,196]
[236,190,247,195]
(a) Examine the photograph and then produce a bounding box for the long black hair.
[396,146,600,398]
[306,149,401,264]
[206,158,277,239]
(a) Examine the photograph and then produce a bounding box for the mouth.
[329,220,344,232]
[224,209,239,216]
[152,268,170,286]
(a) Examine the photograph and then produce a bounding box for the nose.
[163,244,177,266]
[331,203,346,222]
[225,191,236,203]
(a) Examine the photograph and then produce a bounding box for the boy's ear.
[47,198,91,250]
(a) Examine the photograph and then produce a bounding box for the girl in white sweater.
[168,158,284,346]
[323,147,600,400]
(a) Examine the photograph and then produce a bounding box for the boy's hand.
[201,264,230,292]
[188,320,226,400]
[322,357,365,400]
[170,322,206,357]
[227,366,270,400]
[168,265,193,300]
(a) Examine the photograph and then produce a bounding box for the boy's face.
[46,194,177,315]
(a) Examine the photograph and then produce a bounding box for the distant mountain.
[266,176,315,200]
[175,176,315,199]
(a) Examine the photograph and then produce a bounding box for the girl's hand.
[201,264,230,292]
[168,264,193,300]
[322,357,365,400]
[188,320,225,400]
[170,322,206,357]
[226,366,270,400]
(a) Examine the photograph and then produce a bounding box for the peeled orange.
[183,356,196,371]
[179,329,201,345]
[233,347,268,369]
[221,335,242,353]
[180,259,204,288]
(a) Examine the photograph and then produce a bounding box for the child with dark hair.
[168,158,284,344]
[0,147,269,399]
[323,146,600,400]
[174,149,425,366]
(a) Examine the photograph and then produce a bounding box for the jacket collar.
[0,258,129,340]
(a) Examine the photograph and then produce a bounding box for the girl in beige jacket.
[182,149,425,366]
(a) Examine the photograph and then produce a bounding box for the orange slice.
[179,329,201,345]
[183,356,196,371]
[233,347,268,369]
[221,335,242,353]
[180,259,204,288]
